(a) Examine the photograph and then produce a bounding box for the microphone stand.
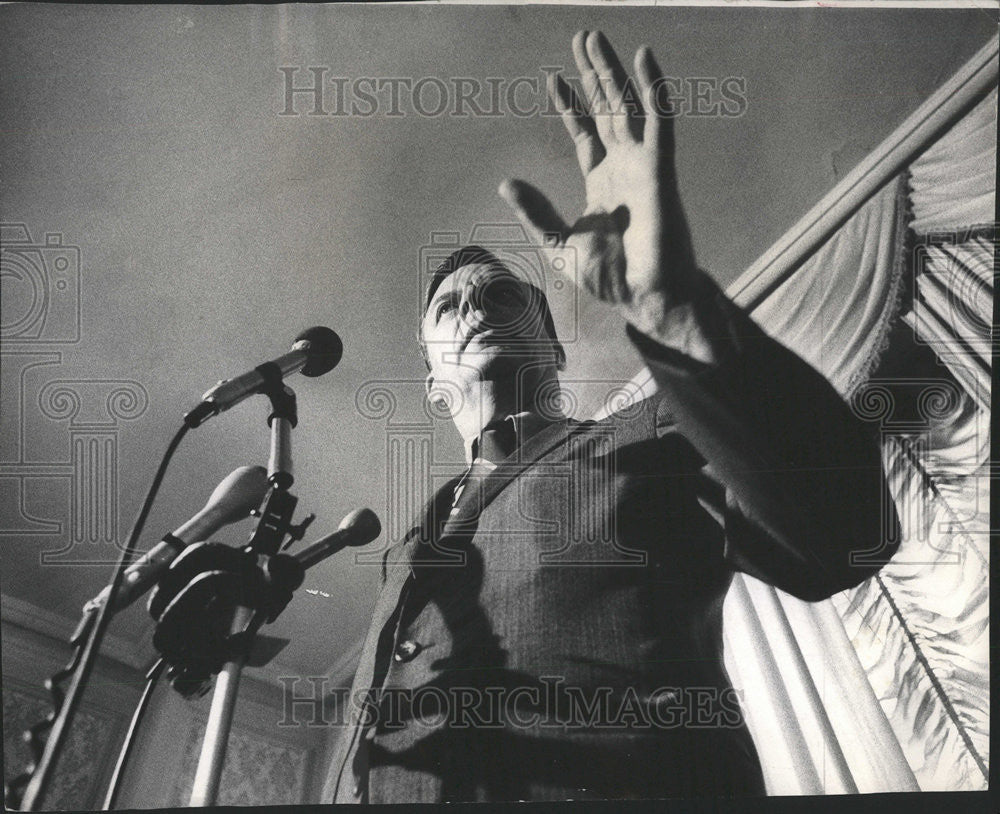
[11,424,192,812]
[8,330,341,811]
[187,607,255,807]
[103,658,167,810]
[99,397,379,808]
[187,384,312,807]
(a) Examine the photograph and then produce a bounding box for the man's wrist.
[639,300,716,364]
[628,270,723,366]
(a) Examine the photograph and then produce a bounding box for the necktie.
[452,417,518,508]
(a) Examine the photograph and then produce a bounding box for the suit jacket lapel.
[361,474,457,616]
[354,418,575,708]
[438,418,572,540]
[400,418,572,570]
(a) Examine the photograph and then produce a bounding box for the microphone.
[294,508,381,569]
[184,326,343,427]
[84,465,269,615]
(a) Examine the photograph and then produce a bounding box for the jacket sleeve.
[628,272,900,601]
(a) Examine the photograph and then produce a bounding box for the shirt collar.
[464,411,560,465]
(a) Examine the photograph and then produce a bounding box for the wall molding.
[1,591,316,692]
[1,592,144,670]
[321,636,363,690]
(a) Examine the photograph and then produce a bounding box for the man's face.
[421,262,553,392]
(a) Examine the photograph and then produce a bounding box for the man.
[323,31,898,803]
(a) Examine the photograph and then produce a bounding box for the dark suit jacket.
[323,280,899,803]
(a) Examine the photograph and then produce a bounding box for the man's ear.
[554,339,567,371]
[424,373,450,410]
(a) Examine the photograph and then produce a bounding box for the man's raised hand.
[500,30,711,357]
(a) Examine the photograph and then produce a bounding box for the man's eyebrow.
[432,290,459,306]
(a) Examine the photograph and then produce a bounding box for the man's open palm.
[500,30,699,340]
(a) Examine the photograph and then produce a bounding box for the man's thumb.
[498,179,568,248]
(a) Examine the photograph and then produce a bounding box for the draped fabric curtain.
[826,88,994,792]
[723,84,993,793]
[609,52,995,794]
[722,176,920,794]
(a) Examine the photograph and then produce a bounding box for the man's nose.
[459,286,488,324]
[460,282,514,331]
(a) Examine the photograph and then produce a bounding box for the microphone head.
[296,326,343,377]
[337,507,381,546]
[204,465,269,524]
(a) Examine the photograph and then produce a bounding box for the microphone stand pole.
[187,384,307,807]
[187,607,255,807]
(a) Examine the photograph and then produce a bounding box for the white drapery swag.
[611,75,994,792]
[824,89,993,793]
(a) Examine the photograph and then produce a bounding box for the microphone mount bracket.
[245,487,299,556]
[263,377,298,428]
[147,542,306,698]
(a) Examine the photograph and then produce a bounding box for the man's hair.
[419,244,566,371]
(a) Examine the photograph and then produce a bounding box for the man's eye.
[436,301,455,320]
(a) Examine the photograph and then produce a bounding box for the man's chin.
[438,337,553,383]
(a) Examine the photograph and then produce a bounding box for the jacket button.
[393,640,420,662]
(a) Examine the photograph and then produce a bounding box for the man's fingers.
[498,179,570,251]
[571,30,593,84]
[572,30,614,147]
[585,31,642,144]
[548,72,605,175]
[635,45,674,160]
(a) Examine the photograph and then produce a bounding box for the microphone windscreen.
[297,326,343,377]
[205,465,270,523]
[339,507,381,545]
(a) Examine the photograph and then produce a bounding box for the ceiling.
[1,4,994,683]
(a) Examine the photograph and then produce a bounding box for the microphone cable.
[7,423,191,811]
[102,657,167,810]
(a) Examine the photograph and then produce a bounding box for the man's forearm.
[628,272,899,598]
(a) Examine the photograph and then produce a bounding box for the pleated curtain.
[610,79,994,793]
